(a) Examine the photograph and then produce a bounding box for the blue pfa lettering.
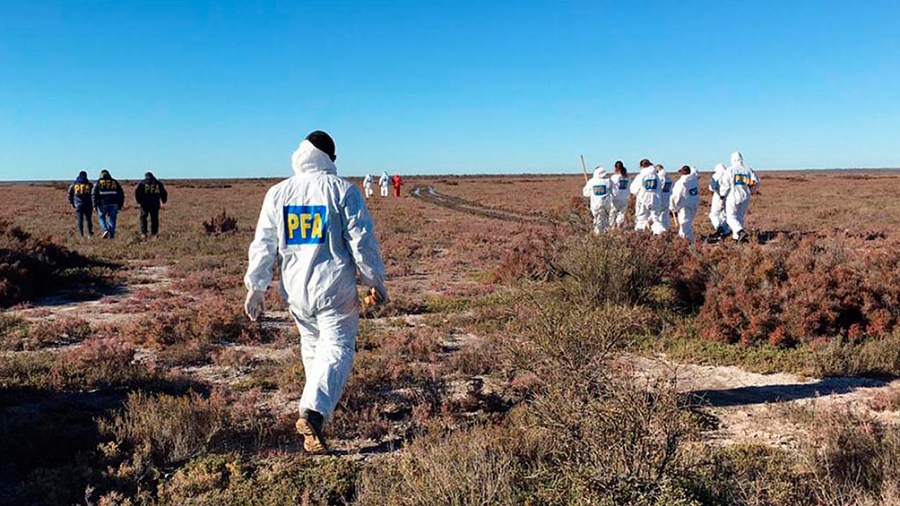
[284,205,327,245]
[688,187,699,196]
[643,178,658,190]
[593,184,608,197]
[618,179,629,190]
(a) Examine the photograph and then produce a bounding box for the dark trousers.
[140,207,160,236]
[76,208,93,236]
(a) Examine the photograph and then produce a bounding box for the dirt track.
[411,185,549,223]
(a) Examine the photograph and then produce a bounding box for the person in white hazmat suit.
[670,165,701,242]
[629,159,666,234]
[244,131,388,454]
[708,163,731,238]
[718,151,760,242]
[657,165,673,230]
[363,173,374,198]
[582,166,612,234]
[608,161,630,228]
[378,171,390,197]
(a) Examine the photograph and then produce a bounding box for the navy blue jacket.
[135,177,168,209]
[92,176,125,209]
[68,174,94,210]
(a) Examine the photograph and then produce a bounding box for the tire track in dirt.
[411,185,549,224]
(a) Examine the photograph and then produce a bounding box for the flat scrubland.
[3,170,900,505]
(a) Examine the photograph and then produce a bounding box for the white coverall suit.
[630,166,666,234]
[582,167,612,234]
[363,174,374,198]
[378,172,389,197]
[670,167,701,242]
[658,167,673,230]
[608,173,629,228]
[708,163,730,235]
[245,140,388,422]
[718,151,760,240]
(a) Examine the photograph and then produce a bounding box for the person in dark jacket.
[134,172,168,237]
[67,170,94,236]
[92,169,125,239]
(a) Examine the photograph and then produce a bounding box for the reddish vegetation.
[3,171,900,504]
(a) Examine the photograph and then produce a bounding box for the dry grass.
[3,172,900,505]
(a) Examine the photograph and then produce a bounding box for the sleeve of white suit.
[670,180,684,212]
[629,174,641,196]
[582,181,593,198]
[341,186,388,296]
[244,187,280,292]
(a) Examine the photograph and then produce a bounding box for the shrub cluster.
[698,237,900,346]
[0,219,111,307]
[203,211,239,235]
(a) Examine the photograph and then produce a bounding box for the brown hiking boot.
[296,410,328,455]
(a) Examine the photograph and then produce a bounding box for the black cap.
[306,130,336,162]
[145,172,154,179]
[78,170,87,178]
[100,169,111,178]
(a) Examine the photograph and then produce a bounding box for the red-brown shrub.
[697,236,900,345]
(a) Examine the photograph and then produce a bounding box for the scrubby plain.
[3,170,900,505]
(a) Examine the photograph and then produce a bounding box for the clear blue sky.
[1,0,898,180]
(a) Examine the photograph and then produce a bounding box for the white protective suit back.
[582,167,611,214]
[719,151,759,206]
[609,173,630,208]
[244,140,387,319]
[630,165,662,210]
[709,163,726,193]
[670,167,700,212]
[658,167,672,211]
[363,174,373,187]
[378,172,389,187]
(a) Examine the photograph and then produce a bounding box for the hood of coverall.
[714,163,726,176]
[593,167,607,179]
[291,140,337,176]
[731,152,744,166]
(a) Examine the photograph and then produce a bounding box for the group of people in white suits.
[582,151,760,243]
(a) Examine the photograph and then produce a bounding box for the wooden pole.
[580,155,589,183]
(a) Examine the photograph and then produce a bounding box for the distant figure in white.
[630,158,666,234]
[363,173,374,198]
[378,171,390,197]
[670,165,700,242]
[718,151,760,242]
[708,163,730,238]
[657,164,673,230]
[608,161,629,228]
[582,166,612,234]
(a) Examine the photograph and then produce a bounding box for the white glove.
[244,290,265,321]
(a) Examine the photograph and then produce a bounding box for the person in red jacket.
[391,173,402,197]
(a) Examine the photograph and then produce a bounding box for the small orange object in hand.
[363,287,381,306]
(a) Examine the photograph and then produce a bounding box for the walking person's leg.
[140,207,149,237]
[295,308,358,454]
[98,207,110,238]
[151,208,160,236]
[106,205,119,238]
[76,209,85,237]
